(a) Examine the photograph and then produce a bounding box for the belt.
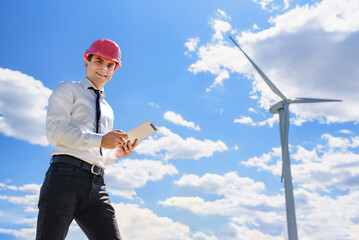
[52,155,104,177]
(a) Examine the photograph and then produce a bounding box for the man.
[36,38,137,240]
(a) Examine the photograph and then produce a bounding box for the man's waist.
[52,154,105,177]
[50,146,105,167]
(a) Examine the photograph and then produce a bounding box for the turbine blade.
[289,98,342,104]
[229,35,287,101]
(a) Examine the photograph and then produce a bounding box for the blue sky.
[1,0,359,239]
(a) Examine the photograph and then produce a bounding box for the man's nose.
[100,64,107,71]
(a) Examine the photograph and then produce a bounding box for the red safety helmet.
[84,39,121,69]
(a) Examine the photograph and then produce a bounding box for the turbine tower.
[229,35,341,240]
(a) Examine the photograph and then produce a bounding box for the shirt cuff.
[104,149,118,166]
[88,133,103,148]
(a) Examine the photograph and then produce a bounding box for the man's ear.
[84,60,89,69]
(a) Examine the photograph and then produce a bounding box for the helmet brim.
[84,52,121,69]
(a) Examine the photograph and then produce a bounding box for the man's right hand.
[101,130,128,149]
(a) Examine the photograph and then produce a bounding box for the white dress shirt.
[46,78,118,168]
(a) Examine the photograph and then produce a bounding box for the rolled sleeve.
[88,133,103,148]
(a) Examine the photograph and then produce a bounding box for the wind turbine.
[229,35,341,240]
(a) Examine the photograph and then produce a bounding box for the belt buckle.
[91,165,100,176]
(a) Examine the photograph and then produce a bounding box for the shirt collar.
[82,78,106,98]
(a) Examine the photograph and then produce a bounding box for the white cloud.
[114,203,191,240]
[173,172,266,197]
[0,228,35,240]
[105,158,178,199]
[185,37,200,55]
[321,133,351,150]
[338,129,353,135]
[148,102,159,108]
[0,68,52,146]
[66,223,88,240]
[0,182,89,240]
[242,146,283,175]
[211,19,232,42]
[248,107,258,113]
[228,222,283,240]
[216,9,230,19]
[252,0,288,12]
[292,188,359,240]
[243,133,359,192]
[283,0,292,10]
[135,126,228,160]
[160,172,285,236]
[192,231,219,240]
[234,115,278,127]
[0,182,41,213]
[266,0,359,33]
[210,70,229,88]
[210,9,232,42]
[0,182,41,239]
[161,172,284,224]
[252,0,275,11]
[188,2,359,124]
[349,223,359,240]
[234,116,254,125]
[0,194,38,213]
[159,133,359,239]
[188,38,239,91]
[0,182,40,193]
[164,111,200,131]
[214,108,224,115]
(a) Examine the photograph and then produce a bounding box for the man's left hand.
[115,139,138,158]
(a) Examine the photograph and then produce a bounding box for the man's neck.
[87,78,104,91]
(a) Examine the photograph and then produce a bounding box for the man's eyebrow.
[95,56,103,61]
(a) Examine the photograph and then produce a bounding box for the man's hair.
[87,54,117,70]
[87,54,94,62]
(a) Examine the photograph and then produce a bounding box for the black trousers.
[36,157,121,240]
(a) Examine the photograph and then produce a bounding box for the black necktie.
[89,87,102,155]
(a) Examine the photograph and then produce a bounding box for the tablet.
[127,120,157,144]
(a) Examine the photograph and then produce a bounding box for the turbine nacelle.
[270,101,285,114]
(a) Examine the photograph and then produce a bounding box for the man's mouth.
[96,72,107,78]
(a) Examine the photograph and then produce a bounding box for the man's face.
[85,55,116,89]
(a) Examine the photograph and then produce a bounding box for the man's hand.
[115,139,138,158]
[101,130,128,149]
